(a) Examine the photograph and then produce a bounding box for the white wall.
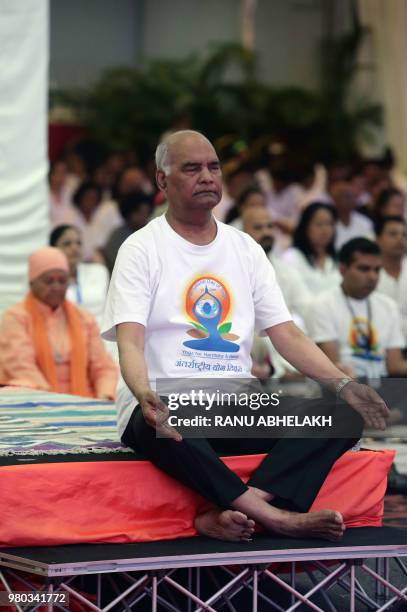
[50,0,140,88]
[50,0,327,90]
[141,0,239,62]
[255,0,325,88]
[143,0,325,89]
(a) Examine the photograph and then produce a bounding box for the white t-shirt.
[335,212,374,250]
[377,259,407,344]
[266,184,302,223]
[280,247,341,295]
[306,286,405,378]
[91,200,123,249]
[269,254,311,321]
[66,262,109,327]
[102,215,292,436]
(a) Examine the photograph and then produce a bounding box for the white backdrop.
[0,0,49,316]
[358,0,407,172]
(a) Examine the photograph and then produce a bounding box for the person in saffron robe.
[0,247,117,398]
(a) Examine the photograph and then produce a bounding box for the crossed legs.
[122,405,361,542]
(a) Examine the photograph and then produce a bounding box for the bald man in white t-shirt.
[102,131,389,543]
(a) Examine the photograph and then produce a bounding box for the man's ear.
[156,170,167,192]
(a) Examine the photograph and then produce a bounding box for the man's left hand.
[339,381,390,430]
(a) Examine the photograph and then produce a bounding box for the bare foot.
[194,509,255,542]
[271,509,345,542]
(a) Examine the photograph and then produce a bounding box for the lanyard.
[72,274,83,304]
[75,282,83,304]
[341,287,372,351]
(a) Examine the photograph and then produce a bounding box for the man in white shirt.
[376,216,407,345]
[242,206,311,320]
[332,181,374,250]
[306,237,407,379]
[102,131,388,544]
[242,206,310,380]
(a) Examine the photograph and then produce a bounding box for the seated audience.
[376,216,407,343]
[331,181,374,250]
[63,151,88,195]
[0,247,117,398]
[266,167,302,229]
[48,160,76,228]
[349,168,371,210]
[242,206,309,381]
[225,187,266,229]
[92,160,115,202]
[92,166,153,250]
[306,238,407,379]
[213,165,254,221]
[50,224,109,326]
[242,206,311,319]
[103,191,153,273]
[63,181,103,261]
[373,188,406,223]
[297,163,331,209]
[280,202,341,293]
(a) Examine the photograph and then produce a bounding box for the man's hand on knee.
[340,381,390,430]
[139,390,183,441]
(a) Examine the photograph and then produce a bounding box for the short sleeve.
[305,295,338,343]
[101,240,152,341]
[385,299,405,349]
[252,243,292,333]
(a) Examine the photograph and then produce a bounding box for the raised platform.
[0,528,406,611]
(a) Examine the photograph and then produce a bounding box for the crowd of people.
[1,136,407,400]
[0,129,406,540]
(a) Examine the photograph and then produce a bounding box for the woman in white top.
[50,225,109,327]
[48,160,76,228]
[60,181,105,262]
[281,202,341,294]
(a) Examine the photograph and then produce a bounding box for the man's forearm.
[118,341,151,402]
[267,322,348,383]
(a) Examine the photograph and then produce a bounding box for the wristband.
[335,377,354,396]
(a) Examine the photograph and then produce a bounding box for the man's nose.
[199,166,213,182]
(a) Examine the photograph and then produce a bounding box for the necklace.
[341,286,372,351]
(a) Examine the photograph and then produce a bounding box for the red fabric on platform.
[0,450,394,547]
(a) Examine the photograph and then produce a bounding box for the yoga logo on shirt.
[183,275,240,353]
[348,317,381,361]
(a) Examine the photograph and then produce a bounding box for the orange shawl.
[25,293,91,396]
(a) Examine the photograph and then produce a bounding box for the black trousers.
[122,403,362,513]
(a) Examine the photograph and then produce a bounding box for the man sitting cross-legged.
[102,131,389,543]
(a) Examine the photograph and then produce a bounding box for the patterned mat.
[0,388,125,456]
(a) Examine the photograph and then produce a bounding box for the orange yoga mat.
[0,449,394,547]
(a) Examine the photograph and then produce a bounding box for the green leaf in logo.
[190,321,207,333]
[218,322,232,334]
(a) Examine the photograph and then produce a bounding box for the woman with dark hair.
[280,202,340,293]
[61,181,103,261]
[225,186,266,229]
[50,225,109,326]
[373,187,405,222]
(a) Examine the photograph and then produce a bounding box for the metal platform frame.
[0,536,407,612]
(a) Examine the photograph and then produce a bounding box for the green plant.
[51,35,381,164]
